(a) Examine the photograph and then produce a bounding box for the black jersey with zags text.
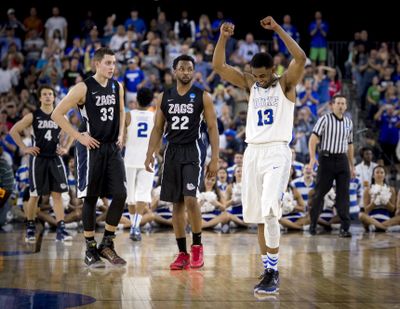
[161,86,204,144]
[79,77,120,143]
[31,109,61,157]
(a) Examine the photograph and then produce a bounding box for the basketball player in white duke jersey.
[124,87,155,241]
[213,16,306,294]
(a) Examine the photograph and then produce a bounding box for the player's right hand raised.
[23,146,40,156]
[78,132,100,149]
[220,22,234,38]
[144,155,154,173]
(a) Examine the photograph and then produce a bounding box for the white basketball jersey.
[245,81,294,144]
[124,109,154,168]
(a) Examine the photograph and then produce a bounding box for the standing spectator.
[273,15,299,59]
[124,10,147,40]
[237,33,259,65]
[123,57,146,105]
[109,25,127,52]
[308,11,328,67]
[174,10,196,42]
[44,7,68,44]
[103,14,116,45]
[355,147,378,188]
[308,94,354,237]
[23,7,43,37]
[4,8,26,39]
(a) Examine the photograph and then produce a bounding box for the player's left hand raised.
[260,16,279,31]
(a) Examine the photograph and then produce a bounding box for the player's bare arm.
[203,92,219,178]
[213,22,254,90]
[260,16,306,101]
[145,93,166,172]
[123,111,131,145]
[116,81,125,149]
[52,82,100,149]
[9,113,40,156]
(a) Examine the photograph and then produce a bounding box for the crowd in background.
[1,6,400,234]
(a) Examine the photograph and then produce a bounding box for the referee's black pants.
[310,152,351,232]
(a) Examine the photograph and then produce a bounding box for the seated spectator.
[359,166,396,231]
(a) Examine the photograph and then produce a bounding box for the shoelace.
[260,271,273,285]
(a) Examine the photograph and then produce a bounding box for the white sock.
[261,254,268,270]
[267,252,279,271]
[129,213,135,225]
[133,214,142,228]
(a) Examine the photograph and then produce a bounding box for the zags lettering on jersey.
[37,120,58,129]
[95,94,116,106]
[168,103,194,114]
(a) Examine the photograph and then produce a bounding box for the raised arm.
[9,113,40,156]
[203,92,219,178]
[145,93,166,172]
[260,16,306,99]
[51,82,99,149]
[212,22,252,90]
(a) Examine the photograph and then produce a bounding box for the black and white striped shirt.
[312,113,353,154]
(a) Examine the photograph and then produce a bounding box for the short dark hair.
[172,55,195,70]
[332,94,347,103]
[359,146,373,157]
[250,53,273,69]
[37,84,56,98]
[137,87,153,107]
[93,47,114,63]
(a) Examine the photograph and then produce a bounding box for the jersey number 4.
[171,116,189,130]
[257,109,274,126]
[44,129,52,141]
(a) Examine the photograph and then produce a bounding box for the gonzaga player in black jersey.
[145,55,219,270]
[52,48,127,267]
[10,85,73,243]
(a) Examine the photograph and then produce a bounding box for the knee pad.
[264,215,280,248]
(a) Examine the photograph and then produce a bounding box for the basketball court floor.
[0,225,399,308]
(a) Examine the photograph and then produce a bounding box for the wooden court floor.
[0,225,399,308]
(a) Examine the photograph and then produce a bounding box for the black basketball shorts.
[29,156,68,196]
[76,142,126,198]
[160,140,207,203]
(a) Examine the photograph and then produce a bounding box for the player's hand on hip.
[260,16,278,31]
[23,146,40,156]
[220,22,235,38]
[206,157,218,178]
[78,132,100,149]
[144,155,154,173]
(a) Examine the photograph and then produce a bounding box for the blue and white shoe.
[129,226,142,241]
[254,269,280,294]
[25,223,36,243]
[56,223,73,242]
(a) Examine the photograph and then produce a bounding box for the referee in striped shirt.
[308,94,355,237]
